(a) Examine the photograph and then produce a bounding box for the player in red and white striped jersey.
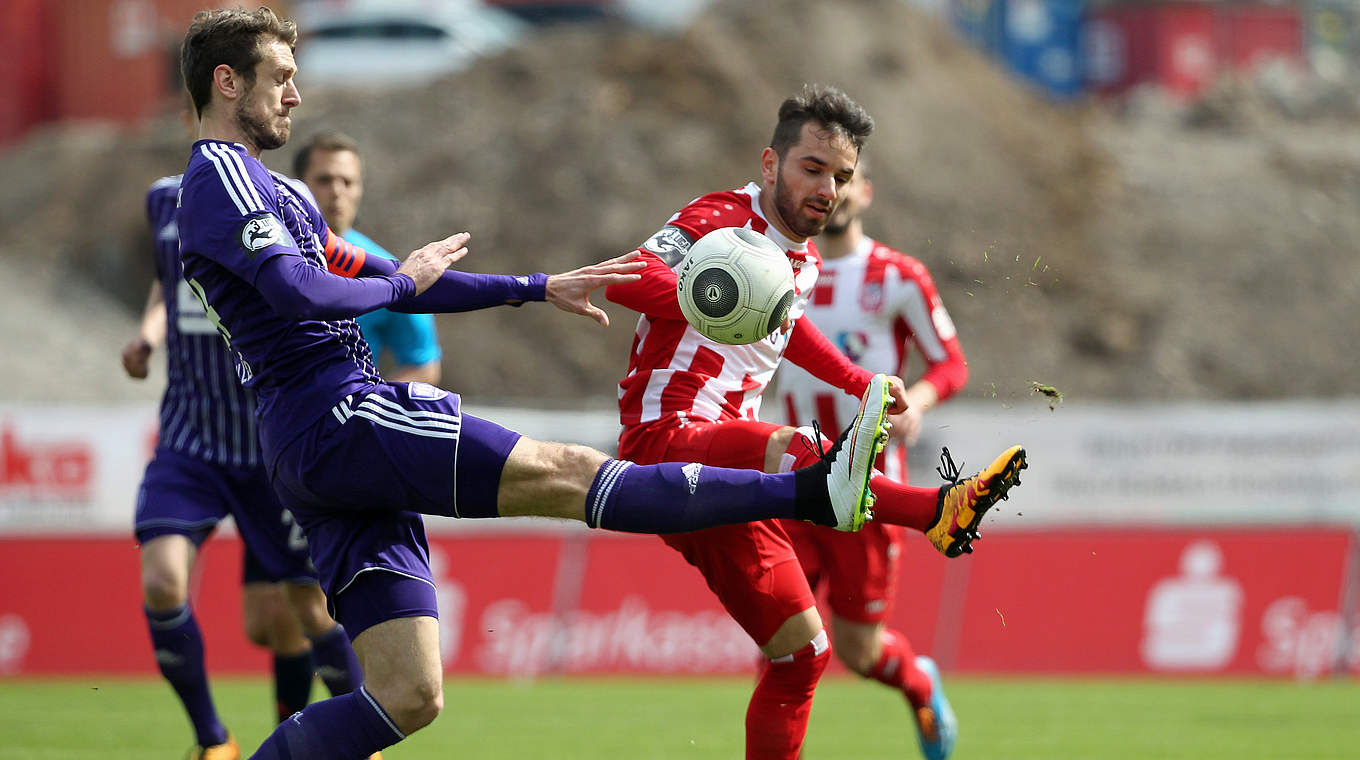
[606,86,1025,760]
[771,162,966,760]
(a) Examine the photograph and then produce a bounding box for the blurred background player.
[295,132,442,384]
[771,160,967,759]
[122,165,367,758]
[605,84,1025,760]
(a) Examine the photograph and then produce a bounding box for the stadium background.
[0,0,1358,756]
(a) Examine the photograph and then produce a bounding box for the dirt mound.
[3,0,1358,405]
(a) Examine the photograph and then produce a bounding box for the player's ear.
[862,177,875,206]
[212,64,241,102]
[760,147,779,186]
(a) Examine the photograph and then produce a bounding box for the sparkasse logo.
[0,423,94,501]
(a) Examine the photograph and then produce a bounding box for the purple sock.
[309,625,363,696]
[585,459,800,533]
[145,604,228,748]
[249,686,404,760]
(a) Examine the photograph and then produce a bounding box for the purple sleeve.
[390,271,549,313]
[351,253,549,313]
[255,254,417,320]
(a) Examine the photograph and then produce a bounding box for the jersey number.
[280,509,309,552]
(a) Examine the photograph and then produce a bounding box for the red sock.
[868,474,942,531]
[784,430,941,532]
[746,632,831,760]
[867,629,933,709]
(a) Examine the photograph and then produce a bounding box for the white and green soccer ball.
[675,227,796,346]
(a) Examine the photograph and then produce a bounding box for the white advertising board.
[1,400,1357,533]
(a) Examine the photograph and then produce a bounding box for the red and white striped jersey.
[607,182,873,447]
[771,236,968,459]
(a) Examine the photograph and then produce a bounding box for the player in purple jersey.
[176,10,891,759]
[123,171,371,760]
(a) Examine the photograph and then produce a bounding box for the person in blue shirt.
[294,132,442,384]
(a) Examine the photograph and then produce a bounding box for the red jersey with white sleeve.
[607,182,874,460]
[771,236,967,478]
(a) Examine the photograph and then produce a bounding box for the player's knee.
[552,442,608,484]
[242,611,273,648]
[783,425,827,470]
[381,679,443,733]
[837,639,877,675]
[286,584,337,636]
[502,439,609,520]
[140,565,188,609]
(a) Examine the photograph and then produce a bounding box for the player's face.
[303,149,364,234]
[822,167,871,236]
[769,122,858,240]
[235,39,300,152]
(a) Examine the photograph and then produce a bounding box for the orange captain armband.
[322,227,367,278]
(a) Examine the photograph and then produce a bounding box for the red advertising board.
[1088,2,1303,99]
[0,527,1355,678]
[1221,3,1303,70]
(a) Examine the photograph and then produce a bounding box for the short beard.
[235,98,288,152]
[773,172,826,239]
[821,214,852,237]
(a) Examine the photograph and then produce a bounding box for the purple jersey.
[177,140,381,465]
[148,175,260,467]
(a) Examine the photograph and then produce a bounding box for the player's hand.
[886,405,924,446]
[884,375,910,416]
[121,337,152,379]
[545,251,645,326]
[399,232,471,294]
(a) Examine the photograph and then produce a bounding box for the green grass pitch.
[2,674,1357,759]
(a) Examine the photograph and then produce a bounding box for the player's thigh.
[663,523,818,651]
[820,522,908,625]
[352,615,442,693]
[353,615,443,733]
[350,610,442,730]
[658,418,786,472]
[780,518,827,590]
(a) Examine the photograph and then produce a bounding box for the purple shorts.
[269,382,521,632]
[135,448,317,584]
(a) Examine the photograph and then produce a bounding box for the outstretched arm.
[603,250,686,320]
[785,317,909,414]
[544,251,644,326]
[326,229,552,314]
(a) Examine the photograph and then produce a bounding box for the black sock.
[793,464,834,526]
[272,650,314,722]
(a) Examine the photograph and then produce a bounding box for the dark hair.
[180,7,298,117]
[293,131,361,178]
[769,84,874,158]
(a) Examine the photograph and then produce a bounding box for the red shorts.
[619,419,816,647]
[781,518,906,624]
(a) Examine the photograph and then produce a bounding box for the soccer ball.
[676,226,796,345]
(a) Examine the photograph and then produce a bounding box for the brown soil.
[2,0,1357,405]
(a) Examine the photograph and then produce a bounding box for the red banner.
[1,527,1355,678]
